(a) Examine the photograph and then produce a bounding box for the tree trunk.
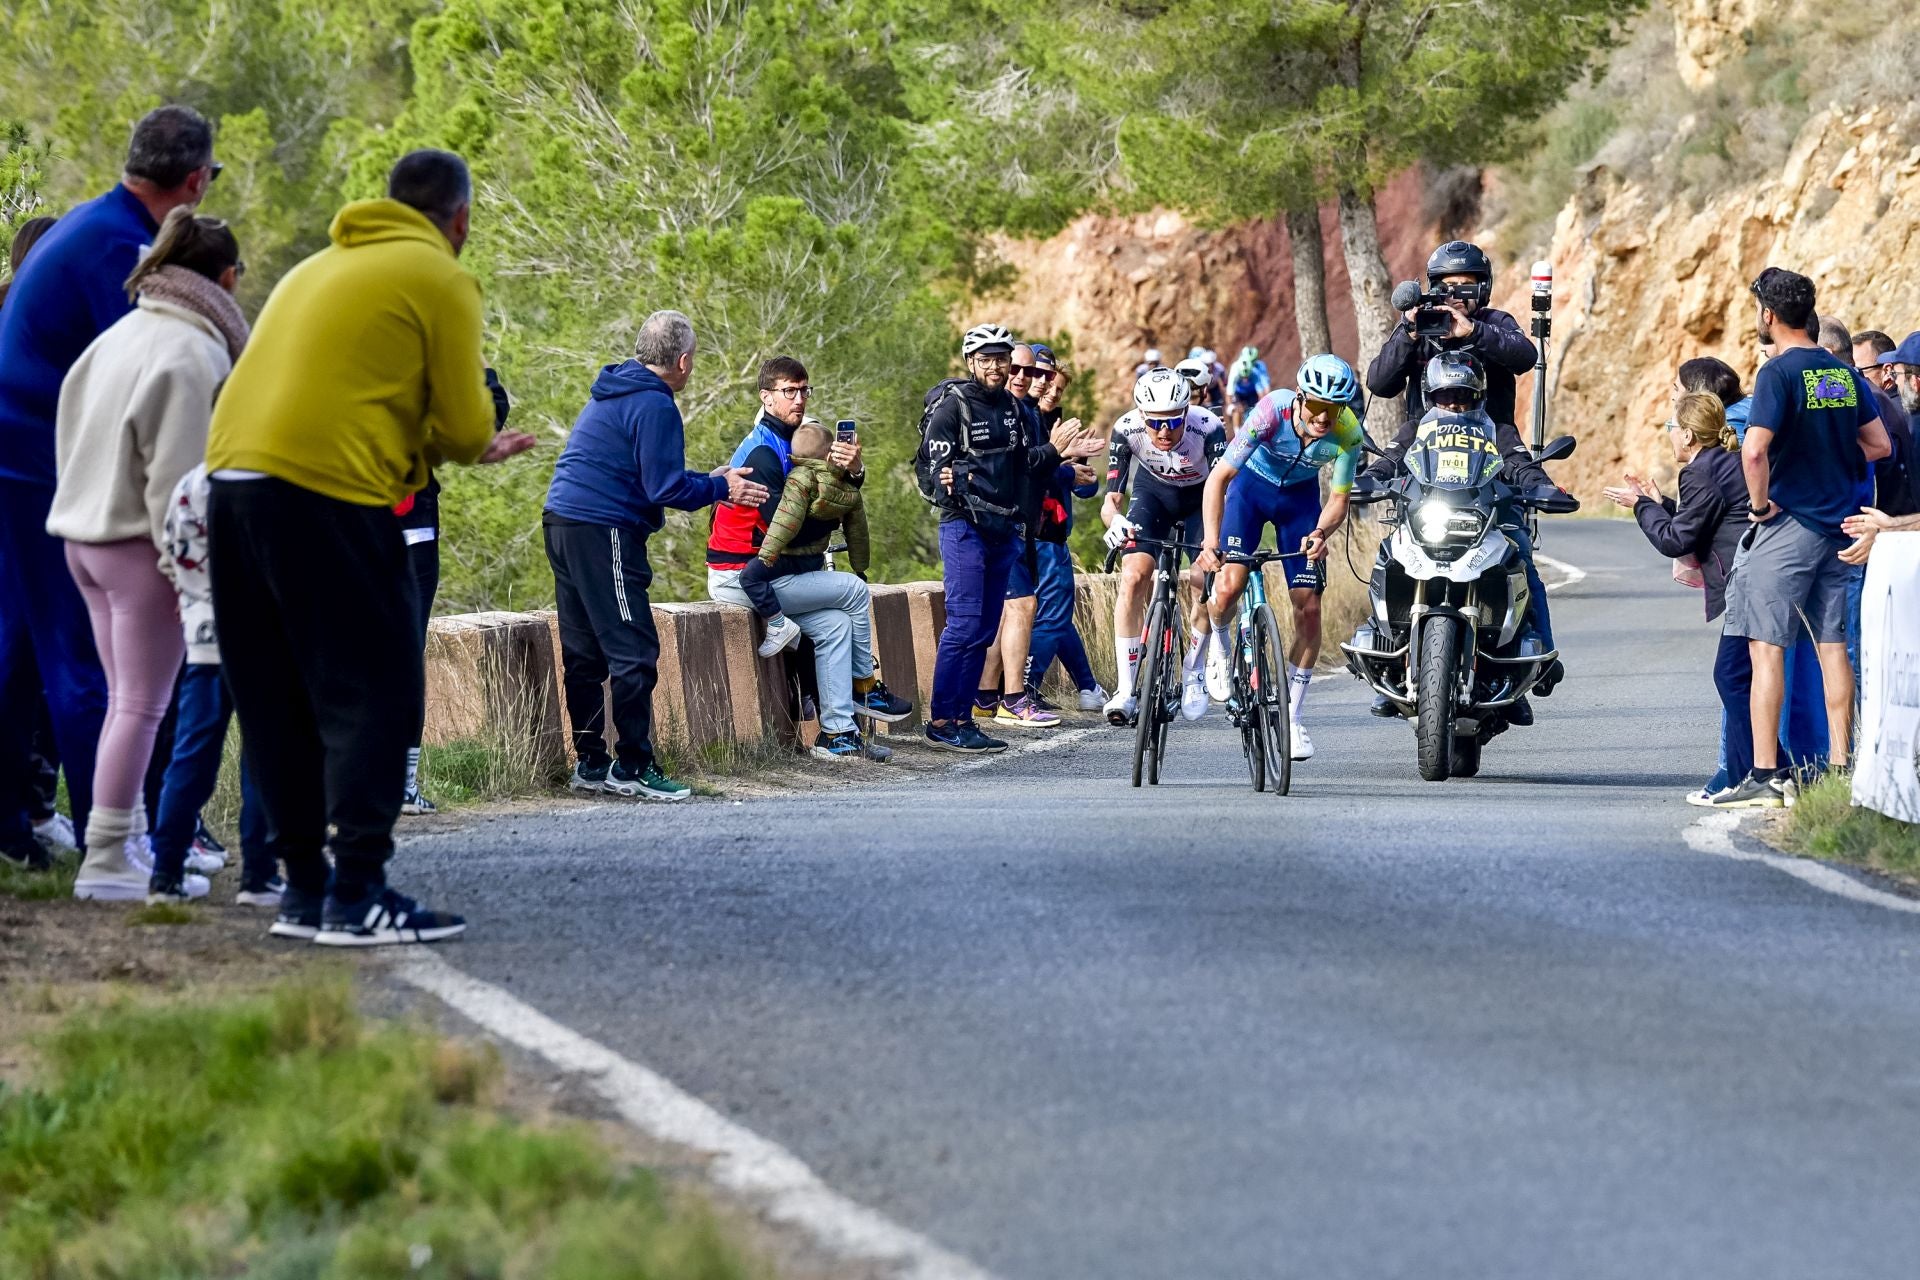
[1337,185,1404,439]
[1284,206,1332,360]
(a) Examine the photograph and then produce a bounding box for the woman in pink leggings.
[46,208,248,902]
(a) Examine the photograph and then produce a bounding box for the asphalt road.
[399,519,1920,1280]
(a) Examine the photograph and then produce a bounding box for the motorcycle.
[1340,412,1578,781]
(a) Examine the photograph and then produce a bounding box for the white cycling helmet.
[962,323,1016,357]
[1174,357,1213,391]
[1143,347,1162,365]
[1133,366,1192,416]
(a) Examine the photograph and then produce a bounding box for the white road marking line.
[1683,811,1920,915]
[1534,552,1587,592]
[393,951,999,1280]
[950,725,1104,772]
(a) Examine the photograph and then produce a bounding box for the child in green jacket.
[746,420,869,656]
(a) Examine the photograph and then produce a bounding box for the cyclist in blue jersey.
[1195,355,1367,762]
[1227,346,1270,426]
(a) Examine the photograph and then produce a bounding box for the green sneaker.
[605,760,691,802]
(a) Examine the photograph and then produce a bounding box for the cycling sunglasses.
[1301,397,1342,418]
[1011,364,1055,380]
[1144,413,1185,430]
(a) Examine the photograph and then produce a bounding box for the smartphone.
[835,419,858,444]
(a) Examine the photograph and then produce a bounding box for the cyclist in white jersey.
[1100,367,1228,725]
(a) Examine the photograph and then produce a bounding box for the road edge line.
[949,725,1104,772]
[391,950,1000,1280]
[1534,552,1587,592]
[1682,810,1920,915]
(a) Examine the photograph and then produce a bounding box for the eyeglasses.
[207,162,223,184]
[769,385,812,401]
[1011,365,1056,381]
[971,353,1012,368]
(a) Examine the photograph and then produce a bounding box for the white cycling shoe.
[1204,646,1234,703]
[1103,691,1137,726]
[1290,722,1316,761]
[1180,667,1210,721]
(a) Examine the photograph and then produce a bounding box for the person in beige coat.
[45,208,248,903]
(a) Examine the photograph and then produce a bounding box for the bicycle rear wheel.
[1238,641,1266,791]
[1254,603,1291,796]
[1131,599,1167,788]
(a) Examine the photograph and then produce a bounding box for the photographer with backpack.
[915,324,1101,754]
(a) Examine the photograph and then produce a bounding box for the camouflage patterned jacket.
[757,456,868,574]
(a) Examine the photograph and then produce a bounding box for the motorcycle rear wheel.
[1416,615,1462,782]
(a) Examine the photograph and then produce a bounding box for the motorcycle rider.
[1195,355,1367,762]
[1363,351,1569,722]
[1101,367,1229,726]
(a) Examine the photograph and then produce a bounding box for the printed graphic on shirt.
[1802,367,1859,411]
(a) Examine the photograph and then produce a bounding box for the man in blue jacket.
[0,106,218,871]
[543,310,766,801]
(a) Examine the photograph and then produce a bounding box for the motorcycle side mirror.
[1349,486,1390,506]
[1359,437,1391,460]
[1536,435,1577,463]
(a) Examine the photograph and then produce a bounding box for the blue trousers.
[1024,541,1097,693]
[1510,525,1554,651]
[1709,629,1829,789]
[932,520,1017,721]
[0,479,107,849]
[151,663,272,882]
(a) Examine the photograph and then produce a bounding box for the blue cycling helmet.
[1296,353,1359,405]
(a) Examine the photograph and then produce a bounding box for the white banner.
[1853,532,1920,823]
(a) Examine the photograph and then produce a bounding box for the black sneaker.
[1369,693,1401,719]
[269,884,326,940]
[191,819,227,856]
[146,872,210,904]
[924,721,1007,754]
[2,838,53,872]
[236,875,287,908]
[568,758,611,794]
[1534,659,1565,697]
[1506,697,1534,727]
[856,681,913,723]
[314,887,466,947]
[1708,770,1794,809]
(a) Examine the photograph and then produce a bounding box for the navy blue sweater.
[544,361,726,533]
[0,186,158,488]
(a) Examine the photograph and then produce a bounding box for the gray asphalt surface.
[399,519,1920,1280]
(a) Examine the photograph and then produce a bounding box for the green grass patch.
[0,849,77,902]
[125,901,197,927]
[0,982,756,1279]
[1783,773,1920,881]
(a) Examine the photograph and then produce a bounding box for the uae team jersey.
[1105,406,1228,492]
[1224,388,1364,493]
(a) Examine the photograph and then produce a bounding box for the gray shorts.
[1720,514,1850,648]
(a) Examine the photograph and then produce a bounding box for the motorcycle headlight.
[1413,497,1488,547]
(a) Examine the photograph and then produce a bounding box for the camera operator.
[1364,241,1538,481]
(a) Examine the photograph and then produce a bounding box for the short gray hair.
[634,310,696,367]
[1817,315,1853,360]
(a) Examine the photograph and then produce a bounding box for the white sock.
[1287,664,1313,722]
[1185,630,1208,670]
[1209,618,1234,658]
[405,747,421,793]
[1115,636,1143,699]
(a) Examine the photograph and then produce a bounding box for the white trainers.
[74,866,148,901]
[758,615,804,657]
[1103,691,1137,726]
[32,813,77,853]
[1181,667,1210,721]
[1290,722,1315,761]
[147,874,211,904]
[1204,646,1233,704]
[1077,683,1109,713]
[124,834,154,875]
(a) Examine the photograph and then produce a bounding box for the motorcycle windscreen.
[1405,412,1502,491]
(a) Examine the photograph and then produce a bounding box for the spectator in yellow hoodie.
[205,149,535,948]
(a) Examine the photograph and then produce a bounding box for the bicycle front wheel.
[1131,599,1168,788]
[1238,641,1266,791]
[1254,603,1291,796]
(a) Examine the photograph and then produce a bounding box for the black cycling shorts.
[1124,476,1205,548]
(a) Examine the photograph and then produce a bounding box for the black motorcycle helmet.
[1425,240,1493,309]
[1423,350,1487,411]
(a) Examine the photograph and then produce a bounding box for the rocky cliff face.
[979,169,1438,422]
[1500,99,1920,499]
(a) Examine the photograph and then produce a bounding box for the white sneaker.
[758,615,804,657]
[1103,691,1137,726]
[1290,722,1315,761]
[74,868,149,901]
[1205,646,1234,704]
[1077,683,1109,713]
[1683,788,1718,808]
[124,834,154,875]
[32,813,77,853]
[1181,667,1210,721]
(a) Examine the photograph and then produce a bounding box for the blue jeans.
[932,520,1017,721]
[151,663,271,883]
[1780,629,1829,768]
[1844,560,1865,688]
[1024,541,1097,692]
[1509,525,1554,652]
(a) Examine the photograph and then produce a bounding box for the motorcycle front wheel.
[1416,615,1462,782]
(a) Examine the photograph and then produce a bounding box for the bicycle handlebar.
[1102,534,1202,573]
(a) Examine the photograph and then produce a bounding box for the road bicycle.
[1219,548,1308,796]
[1106,532,1199,788]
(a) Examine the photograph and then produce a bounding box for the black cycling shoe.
[1506,697,1534,727]
[1533,659,1565,697]
[1369,693,1400,719]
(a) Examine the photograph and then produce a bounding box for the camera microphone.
[1390,280,1423,313]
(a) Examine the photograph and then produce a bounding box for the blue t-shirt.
[1747,347,1877,540]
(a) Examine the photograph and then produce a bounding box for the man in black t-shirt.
[1715,269,1891,808]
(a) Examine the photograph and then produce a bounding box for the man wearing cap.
[1842,331,1920,559]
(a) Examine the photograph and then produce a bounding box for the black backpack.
[912,378,971,504]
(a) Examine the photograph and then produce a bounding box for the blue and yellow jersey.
[1223,389,1365,493]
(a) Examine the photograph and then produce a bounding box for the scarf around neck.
[138,264,250,362]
